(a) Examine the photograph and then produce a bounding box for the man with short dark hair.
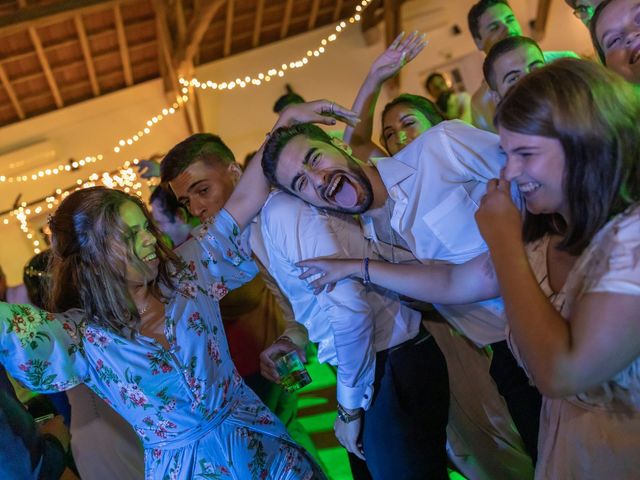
[483,36,546,101]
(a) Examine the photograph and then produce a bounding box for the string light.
[3,157,148,254]
[0,155,103,184]
[113,98,185,155]
[180,0,372,93]
[0,94,186,187]
[0,0,372,195]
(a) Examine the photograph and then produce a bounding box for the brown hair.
[468,0,513,41]
[482,36,543,91]
[496,58,640,254]
[160,133,235,184]
[48,187,181,337]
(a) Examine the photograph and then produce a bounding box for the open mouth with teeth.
[324,173,359,208]
[142,252,157,262]
[518,182,541,196]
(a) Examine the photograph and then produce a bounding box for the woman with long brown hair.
[0,100,356,479]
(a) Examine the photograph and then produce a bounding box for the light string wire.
[1,0,372,254]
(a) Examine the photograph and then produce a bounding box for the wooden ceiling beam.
[280,0,293,38]
[8,39,158,86]
[252,0,264,47]
[0,0,132,36]
[308,0,321,29]
[114,3,134,86]
[201,6,345,51]
[0,63,25,119]
[28,27,64,108]
[174,0,187,48]
[223,0,234,57]
[0,16,155,66]
[74,14,100,96]
[332,0,344,21]
[153,0,180,91]
[178,0,226,69]
[19,57,159,107]
[203,3,336,44]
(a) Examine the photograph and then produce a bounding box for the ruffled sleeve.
[0,303,89,393]
[561,204,640,409]
[586,207,640,296]
[176,209,258,298]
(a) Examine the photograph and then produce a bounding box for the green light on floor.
[298,396,329,409]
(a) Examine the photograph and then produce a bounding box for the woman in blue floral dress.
[0,187,319,480]
[0,101,357,479]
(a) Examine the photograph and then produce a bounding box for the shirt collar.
[372,154,416,193]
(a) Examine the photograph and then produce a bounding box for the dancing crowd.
[1,0,639,479]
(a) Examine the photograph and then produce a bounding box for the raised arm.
[344,31,427,160]
[297,252,500,305]
[224,100,359,230]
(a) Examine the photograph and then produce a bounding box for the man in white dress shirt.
[259,189,449,479]
[261,120,536,479]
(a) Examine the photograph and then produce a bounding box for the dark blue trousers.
[361,331,450,480]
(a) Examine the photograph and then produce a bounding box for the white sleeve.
[440,120,504,181]
[261,194,376,410]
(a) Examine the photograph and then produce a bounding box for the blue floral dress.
[0,210,323,480]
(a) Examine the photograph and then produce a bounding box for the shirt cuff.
[336,380,374,411]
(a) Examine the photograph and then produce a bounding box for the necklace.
[138,302,150,316]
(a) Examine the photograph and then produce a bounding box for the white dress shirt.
[370,120,515,346]
[260,191,421,410]
[244,216,309,348]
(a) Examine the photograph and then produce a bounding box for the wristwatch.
[337,404,363,423]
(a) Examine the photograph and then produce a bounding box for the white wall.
[0,0,595,283]
[0,81,190,283]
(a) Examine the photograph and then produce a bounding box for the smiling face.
[595,0,640,83]
[274,135,373,214]
[169,160,238,222]
[381,103,434,155]
[499,127,568,220]
[491,44,546,99]
[119,200,159,285]
[475,3,523,53]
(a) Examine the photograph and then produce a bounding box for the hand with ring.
[277,99,360,129]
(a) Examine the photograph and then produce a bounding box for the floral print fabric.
[0,209,321,480]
